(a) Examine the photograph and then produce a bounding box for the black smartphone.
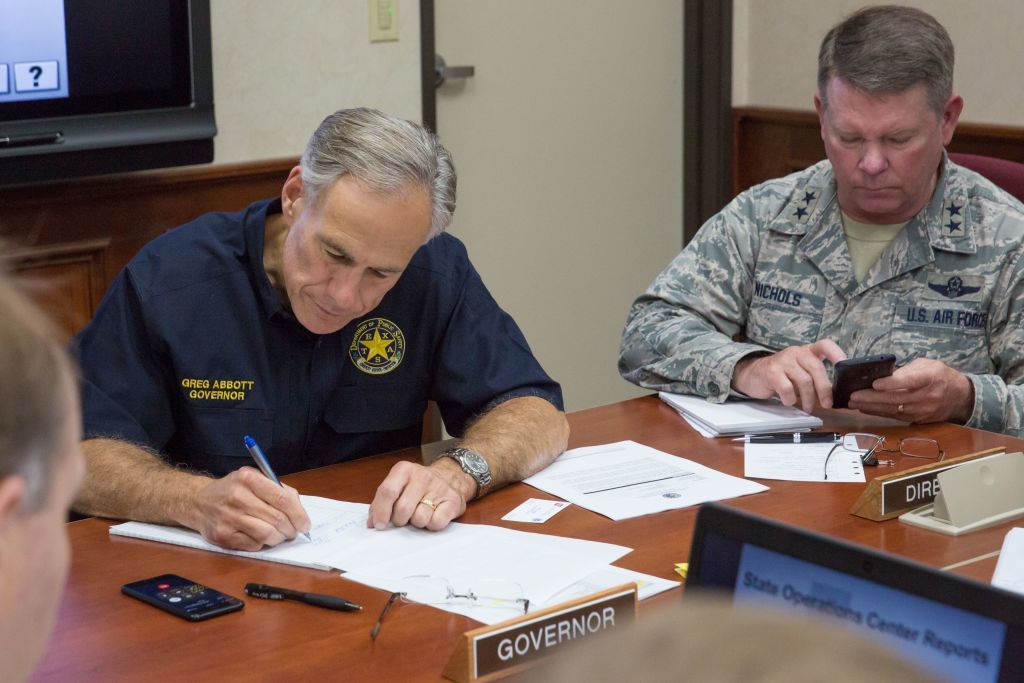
[832,354,896,409]
[122,574,244,622]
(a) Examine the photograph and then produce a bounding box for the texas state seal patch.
[349,318,405,375]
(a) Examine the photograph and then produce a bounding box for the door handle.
[435,54,475,88]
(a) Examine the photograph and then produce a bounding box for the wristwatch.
[439,447,494,499]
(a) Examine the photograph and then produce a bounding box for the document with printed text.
[523,440,768,520]
[744,442,865,483]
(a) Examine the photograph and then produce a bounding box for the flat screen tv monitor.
[0,0,215,185]
[687,502,1024,683]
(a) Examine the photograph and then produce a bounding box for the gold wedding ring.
[897,404,905,416]
[419,498,437,510]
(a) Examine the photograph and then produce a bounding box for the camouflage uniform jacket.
[619,156,1024,436]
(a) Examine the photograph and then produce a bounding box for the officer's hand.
[848,358,974,424]
[368,460,470,532]
[189,466,311,551]
[731,340,848,413]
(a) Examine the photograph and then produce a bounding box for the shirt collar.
[783,156,965,296]
[244,198,291,321]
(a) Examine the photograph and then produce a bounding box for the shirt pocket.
[176,408,275,475]
[745,274,824,349]
[890,298,990,373]
[322,381,429,434]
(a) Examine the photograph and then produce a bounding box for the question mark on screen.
[29,65,42,87]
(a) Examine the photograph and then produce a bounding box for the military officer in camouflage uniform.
[619,6,1024,437]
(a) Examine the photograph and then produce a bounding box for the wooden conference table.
[33,396,1024,681]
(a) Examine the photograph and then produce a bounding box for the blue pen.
[243,435,313,542]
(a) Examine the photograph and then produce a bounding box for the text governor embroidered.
[181,377,256,402]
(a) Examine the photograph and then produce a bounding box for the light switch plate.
[369,0,399,43]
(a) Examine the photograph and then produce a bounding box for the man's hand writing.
[186,466,311,551]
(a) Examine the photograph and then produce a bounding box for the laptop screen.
[687,503,1024,683]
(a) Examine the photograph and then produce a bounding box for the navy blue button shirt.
[74,198,563,476]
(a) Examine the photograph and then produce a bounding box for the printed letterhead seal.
[349,318,405,375]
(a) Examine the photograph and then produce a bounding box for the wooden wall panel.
[732,107,1024,197]
[0,158,296,334]
[6,239,109,336]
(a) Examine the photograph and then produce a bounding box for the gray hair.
[300,108,457,240]
[818,5,954,115]
[0,275,76,513]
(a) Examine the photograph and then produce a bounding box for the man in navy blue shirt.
[73,108,569,551]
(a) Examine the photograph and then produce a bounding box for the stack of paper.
[109,496,679,625]
[658,391,822,437]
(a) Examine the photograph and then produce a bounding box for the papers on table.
[340,522,629,606]
[744,442,865,482]
[993,528,1024,596]
[524,440,768,521]
[110,495,640,626]
[659,391,822,437]
[347,564,679,626]
[110,496,372,570]
[539,565,680,606]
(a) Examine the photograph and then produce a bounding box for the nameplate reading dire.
[851,447,1004,522]
[442,583,637,682]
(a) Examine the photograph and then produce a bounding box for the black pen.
[732,432,841,443]
[244,583,362,612]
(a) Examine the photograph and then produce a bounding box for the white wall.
[210,1,422,164]
[435,0,684,412]
[733,0,1024,126]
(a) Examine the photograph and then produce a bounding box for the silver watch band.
[439,446,493,498]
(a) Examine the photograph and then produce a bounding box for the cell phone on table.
[122,574,244,622]
[832,354,896,409]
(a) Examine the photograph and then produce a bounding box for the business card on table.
[502,498,570,523]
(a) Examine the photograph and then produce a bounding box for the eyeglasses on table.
[370,575,530,640]
[823,432,944,481]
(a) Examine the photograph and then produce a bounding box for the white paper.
[523,441,768,521]
[110,496,371,570]
[502,498,570,523]
[659,391,821,436]
[679,411,716,437]
[111,495,632,611]
[342,523,629,606]
[347,564,679,627]
[993,527,1024,596]
[538,565,680,605]
[744,442,865,482]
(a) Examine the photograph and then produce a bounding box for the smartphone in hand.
[832,354,896,409]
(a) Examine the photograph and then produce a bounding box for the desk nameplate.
[851,447,1004,521]
[443,583,637,682]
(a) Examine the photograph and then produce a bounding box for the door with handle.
[429,0,683,411]
[434,54,474,88]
